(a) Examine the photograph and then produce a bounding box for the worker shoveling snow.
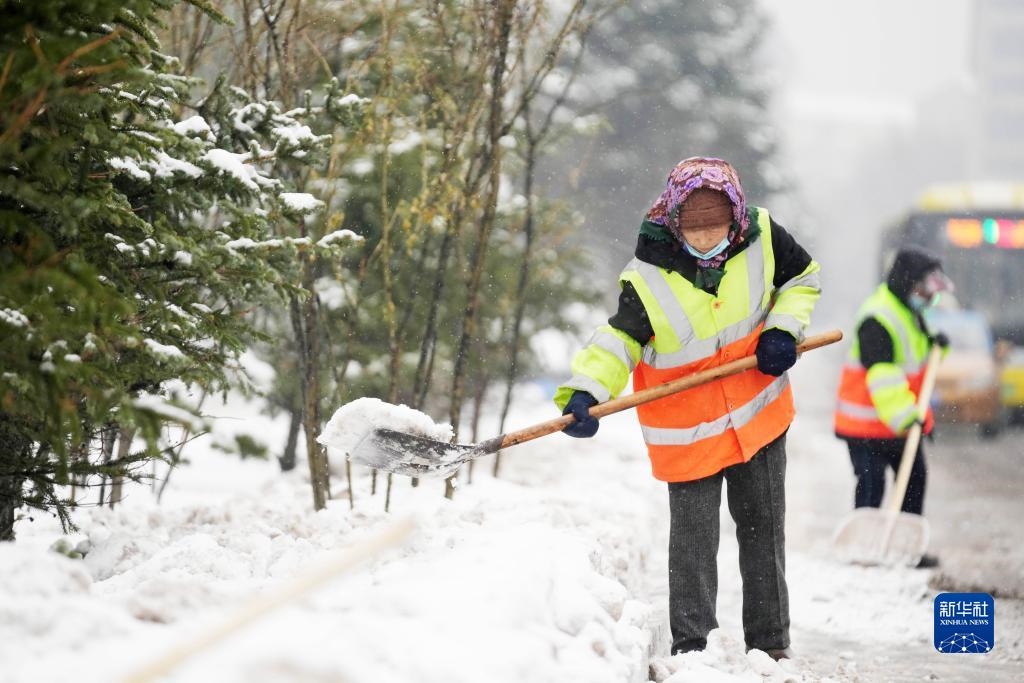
[327,331,846,481]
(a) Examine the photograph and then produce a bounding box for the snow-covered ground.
[2,347,1022,682]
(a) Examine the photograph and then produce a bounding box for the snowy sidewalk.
[3,371,1022,682]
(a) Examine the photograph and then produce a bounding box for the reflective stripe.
[887,404,917,432]
[745,228,767,311]
[842,350,920,371]
[642,409,732,445]
[562,374,612,403]
[629,259,696,351]
[589,329,638,372]
[870,307,913,364]
[867,373,906,392]
[643,308,765,368]
[764,312,805,340]
[641,374,789,445]
[775,268,821,294]
[757,208,777,294]
[835,399,881,421]
[621,263,678,352]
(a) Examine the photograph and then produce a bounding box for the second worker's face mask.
[909,268,955,310]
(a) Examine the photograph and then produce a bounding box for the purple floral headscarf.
[646,157,750,269]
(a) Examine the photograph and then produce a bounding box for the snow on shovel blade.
[348,428,499,479]
[832,508,930,568]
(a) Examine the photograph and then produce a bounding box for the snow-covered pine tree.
[0,0,363,538]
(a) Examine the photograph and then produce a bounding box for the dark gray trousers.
[846,437,926,514]
[667,433,790,654]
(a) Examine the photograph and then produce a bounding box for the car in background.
[1000,345,1024,424]
[924,308,1004,438]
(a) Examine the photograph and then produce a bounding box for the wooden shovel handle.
[886,343,943,514]
[495,329,844,450]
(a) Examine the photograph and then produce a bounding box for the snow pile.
[318,397,454,457]
[649,630,827,683]
[1,398,662,683]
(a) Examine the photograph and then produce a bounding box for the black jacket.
[607,213,815,346]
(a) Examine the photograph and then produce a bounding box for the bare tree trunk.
[0,472,20,542]
[279,404,301,472]
[345,456,354,509]
[97,424,117,507]
[377,8,400,512]
[447,0,516,499]
[466,371,489,484]
[299,251,331,510]
[412,219,458,409]
[69,440,86,506]
[494,138,537,477]
[0,414,27,540]
[110,425,135,508]
[494,10,594,475]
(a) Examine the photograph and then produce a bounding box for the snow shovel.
[349,329,843,479]
[831,344,942,568]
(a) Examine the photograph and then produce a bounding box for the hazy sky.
[756,0,976,323]
[760,0,973,105]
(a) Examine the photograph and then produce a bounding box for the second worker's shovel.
[831,344,943,568]
[349,329,843,479]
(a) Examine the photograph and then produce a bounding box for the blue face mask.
[684,235,731,260]
[908,292,935,311]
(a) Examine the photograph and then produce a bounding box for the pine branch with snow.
[0,0,364,536]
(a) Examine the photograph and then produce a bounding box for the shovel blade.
[832,508,930,568]
[348,428,484,479]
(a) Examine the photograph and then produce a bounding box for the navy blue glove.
[562,391,599,438]
[756,328,797,376]
[930,331,950,349]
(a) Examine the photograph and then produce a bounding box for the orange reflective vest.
[633,325,796,481]
[834,285,934,439]
[621,210,820,481]
[834,366,933,438]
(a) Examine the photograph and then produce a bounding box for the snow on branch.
[202,149,261,191]
[316,229,364,248]
[144,338,186,359]
[279,192,325,215]
[0,308,30,328]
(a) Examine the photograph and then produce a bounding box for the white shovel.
[831,344,942,567]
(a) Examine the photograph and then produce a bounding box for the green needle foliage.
[0,0,362,536]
